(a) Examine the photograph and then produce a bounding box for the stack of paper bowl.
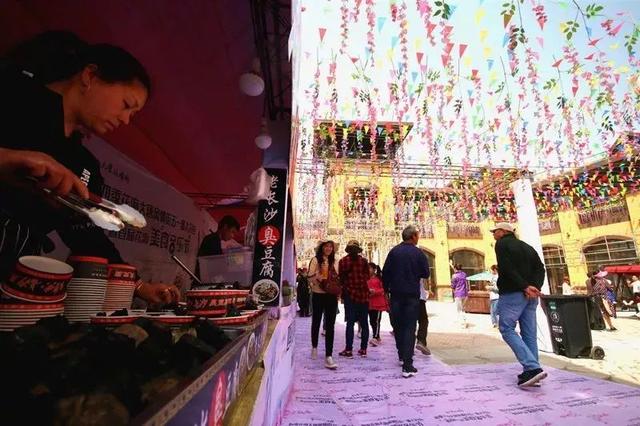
[0,256,72,331]
[0,301,65,331]
[63,256,108,323]
[103,264,137,311]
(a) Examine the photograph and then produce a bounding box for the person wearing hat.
[382,225,430,378]
[308,240,339,369]
[592,269,617,331]
[338,240,371,358]
[490,222,547,387]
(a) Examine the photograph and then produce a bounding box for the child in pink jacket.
[367,262,388,346]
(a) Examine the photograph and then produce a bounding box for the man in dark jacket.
[491,222,547,387]
[383,225,430,378]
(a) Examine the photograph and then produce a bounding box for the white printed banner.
[49,136,216,288]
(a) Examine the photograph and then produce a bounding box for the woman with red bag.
[308,240,339,369]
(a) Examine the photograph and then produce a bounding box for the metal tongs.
[32,178,147,231]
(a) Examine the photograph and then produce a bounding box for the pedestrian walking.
[491,222,547,387]
[308,240,339,369]
[488,265,500,328]
[296,267,311,317]
[451,263,469,327]
[592,270,618,331]
[367,262,388,346]
[382,225,430,378]
[416,278,431,355]
[338,240,371,358]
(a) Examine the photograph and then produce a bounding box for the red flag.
[584,53,595,60]
[444,42,454,55]
[552,59,563,68]
[610,22,624,36]
[427,22,437,36]
[416,52,424,63]
[441,54,450,67]
[319,28,327,42]
[588,37,602,47]
[459,44,468,58]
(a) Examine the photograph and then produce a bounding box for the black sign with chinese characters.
[251,168,288,306]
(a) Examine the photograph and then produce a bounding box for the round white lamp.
[239,72,265,96]
[255,133,272,150]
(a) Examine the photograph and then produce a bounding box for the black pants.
[311,292,338,357]
[369,310,383,339]
[390,294,420,367]
[417,299,429,346]
[297,285,310,316]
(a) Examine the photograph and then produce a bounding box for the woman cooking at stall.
[0,31,179,304]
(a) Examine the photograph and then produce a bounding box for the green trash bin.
[541,295,605,360]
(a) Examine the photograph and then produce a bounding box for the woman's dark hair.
[454,263,463,271]
[490,264,498,272]
[6,30,151,93]
[368,262,382,279]
[315,241,335,266]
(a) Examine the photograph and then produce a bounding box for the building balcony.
[344,217,380,231]
[447,222,483,239]
[538,216,561,235]
[395,221,434,239]
[577,201,630,229]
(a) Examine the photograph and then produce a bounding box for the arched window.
[450,249,485,278]
[583,236,639,270]
[542,245,568,295]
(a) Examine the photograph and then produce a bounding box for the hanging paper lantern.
[239,72,265,96]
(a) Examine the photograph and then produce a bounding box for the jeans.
[416,299,429,345]
[311,292,338,357]
[390,294,420,367]
[490,299,499,326]
[344,294,369,351]
[498,291,540,372]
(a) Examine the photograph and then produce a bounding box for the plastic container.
[198,250,253,287]
[541,295,604,359]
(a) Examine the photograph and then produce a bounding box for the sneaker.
[358,349,367,357]
[338,349,353,358]
[416,342,431,355]
[402,365,418,378]
[311,348,318,360]
[609,327,618,331]
[325,356,337,370]
[369,339,378,347]
[321,329,326,336]
[374,337,382,345]
[517,368,547,387]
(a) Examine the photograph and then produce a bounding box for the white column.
[510,178,553,353]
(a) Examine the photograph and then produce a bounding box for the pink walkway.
[282,316,640,425]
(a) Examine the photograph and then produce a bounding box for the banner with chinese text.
[48,136,216,289]
[251,168,288,306]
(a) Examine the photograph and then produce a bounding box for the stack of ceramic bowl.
[63,256,108,323]
[103,264,137,311]
[0,256,71,331]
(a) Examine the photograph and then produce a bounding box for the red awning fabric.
[0,0,263,196]
[604,265,640,274]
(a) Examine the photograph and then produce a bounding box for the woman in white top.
[562,276,573,295]
[307,240,339,369]
[488,265,500,328]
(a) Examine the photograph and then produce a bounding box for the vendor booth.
[0,1,297,425]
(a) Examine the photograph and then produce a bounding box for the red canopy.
[0,1,263,196]
[604,265,640,274]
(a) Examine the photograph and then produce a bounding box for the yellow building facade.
[322,168,640,301]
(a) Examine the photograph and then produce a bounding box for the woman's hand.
[136,282,181,305]
[0,148,89,198]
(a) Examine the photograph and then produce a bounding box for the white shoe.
[416,342,431,355]
[325,356,337,370]
[369,339,378,347]
[311,348,318,359]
